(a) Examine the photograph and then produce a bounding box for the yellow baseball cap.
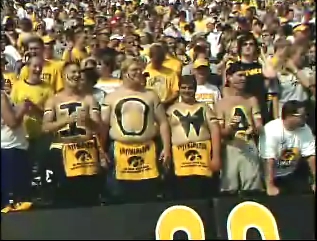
[42,35,55,44]
[293,24,308,33]
[193,58,209,69]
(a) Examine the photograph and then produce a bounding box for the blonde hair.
[120,57,143,75]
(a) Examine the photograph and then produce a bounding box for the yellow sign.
[155,205,205,240]
[227,201,280,240]
[155,201,280,240]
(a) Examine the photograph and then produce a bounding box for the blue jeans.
[1,148,31,208]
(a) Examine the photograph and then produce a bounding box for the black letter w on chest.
[173,107,205,137]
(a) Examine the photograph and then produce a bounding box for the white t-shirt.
[1,94,28,150]
[4,45,22,62]
[195,83,222,110]
[259,118,315,177]
[43,17,55,31]
[94,79,122,94]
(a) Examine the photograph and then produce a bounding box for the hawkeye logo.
[127,156,145,167]
[185,150,202,161]
[75,150,92,162]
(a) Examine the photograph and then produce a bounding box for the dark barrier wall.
[1,196,315,240]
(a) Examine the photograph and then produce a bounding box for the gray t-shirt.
[277,71,309,113]
[182,63,218,76]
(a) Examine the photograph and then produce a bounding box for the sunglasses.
[243,42,255,46]
[292,113,307,118]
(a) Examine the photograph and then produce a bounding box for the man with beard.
[166,75,221,199]
[215,62,264,193]
[41,62,103,206]
[101,58,171,202]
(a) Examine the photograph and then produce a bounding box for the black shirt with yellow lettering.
[236,61,269,123]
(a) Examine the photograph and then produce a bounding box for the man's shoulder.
[264,119,283,132]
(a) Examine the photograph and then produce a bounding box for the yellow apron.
[114,141,159,180]
[172,141,212,177]
[62,139,99,177]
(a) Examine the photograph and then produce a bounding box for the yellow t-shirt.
[3,72,18,90]
[19,60,64,93]
[179,21,188,35]
[62,47,89,64]
[10,80,54,139]
[194,19,207,33]
[144,63,179,102]
[163,54,182,76]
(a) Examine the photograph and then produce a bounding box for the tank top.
[1,93,29,150]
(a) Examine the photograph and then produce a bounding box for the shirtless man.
[167,75,221,199]
[101,58,171,203]
[41,62,103,206]
[215,62,264,193]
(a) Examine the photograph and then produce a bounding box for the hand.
[66,42,74,51]
[209,156,221,172]
[78,111,90,126]
[223,53,232,63]
[159,148,171,170]
[16,102,31,114]
[229,115,241,128]
[67,112,79,124]
[266,184,280,196]
[245,128,254,135]
[263,64,277,79]
[99,152,111,169]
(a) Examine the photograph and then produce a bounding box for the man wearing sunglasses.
[259,100,315,196]
[231,32,276,124]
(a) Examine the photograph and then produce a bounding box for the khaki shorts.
[220,141,264,192]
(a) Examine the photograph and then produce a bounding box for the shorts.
[117,178,160,203]
[170,174,220,200]
[40,148,102,207]
[1,148,31,208]
[221,143,264,192]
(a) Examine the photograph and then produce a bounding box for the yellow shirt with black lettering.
[144,64,179,102]
[11,80,54,139]
[62,47,89,64]
[19,60,64,93]
[3,72,18,90]
[163,54,182,76]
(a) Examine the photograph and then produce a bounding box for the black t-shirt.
[236,60,269,123]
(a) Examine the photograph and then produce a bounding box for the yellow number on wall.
[227,201,280,240]
[155,205,205,240]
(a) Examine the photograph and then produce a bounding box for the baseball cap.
[110,34,124,41]
[226,62,245,76]
[193,58,209,69]
[42,35,55,44]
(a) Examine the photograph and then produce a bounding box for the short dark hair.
[237,32,260,57]
[63,61,80,73]
[281,100,305,120]
[179,75,197,90]
[27,36,44,48]
[99,54,116,72]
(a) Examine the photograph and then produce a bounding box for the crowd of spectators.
[1,0,315,213]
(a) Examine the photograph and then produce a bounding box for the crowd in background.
[1,0,316,213]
